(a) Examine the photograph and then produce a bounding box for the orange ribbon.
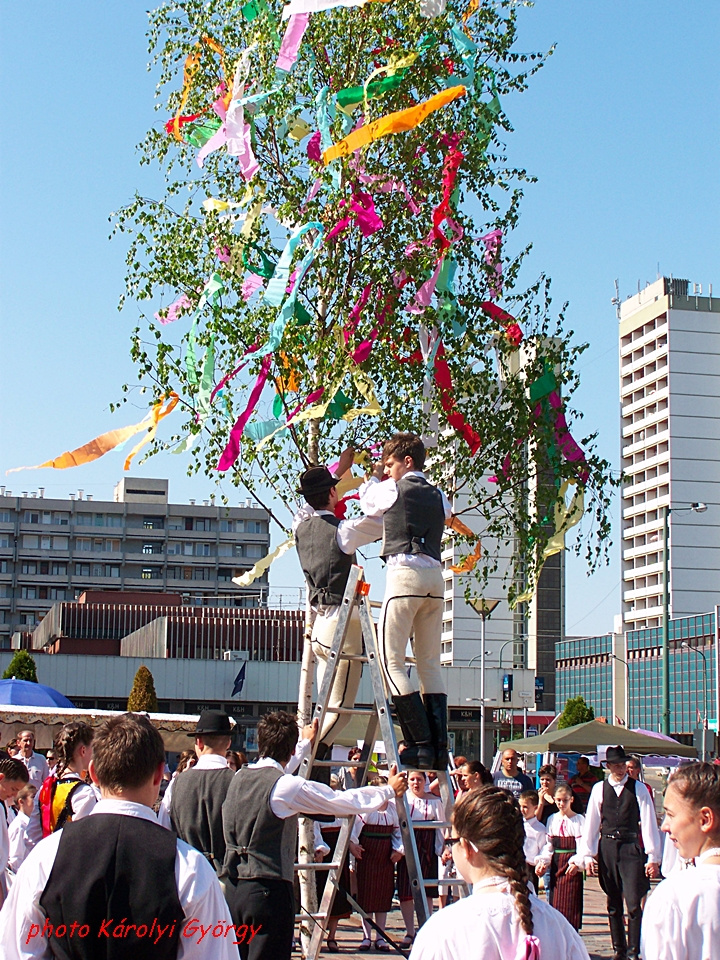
[323,86,466,164]
[172,36,228,142]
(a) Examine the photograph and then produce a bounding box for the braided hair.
[53,721,94,778]
[452,785,534,936]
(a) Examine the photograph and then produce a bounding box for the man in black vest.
[294,448,382,761]
[168,710,235,873]
[580,745,662,960]
[221,710,408,960]
[359,432,452,769]
[0,713,236,960]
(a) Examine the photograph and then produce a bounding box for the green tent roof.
[498,719,696,759]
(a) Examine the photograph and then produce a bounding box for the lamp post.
[610,653,631,729]
[661,502,707,736]
[468,598,501,765]
[681,641,709,761]
[519,692,533,738]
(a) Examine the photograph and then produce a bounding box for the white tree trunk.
[297,603,317,957]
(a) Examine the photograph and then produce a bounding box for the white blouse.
[406,792,445,857]
[538,813,586,869]
[351,803,403,853]
[641,862,720,960]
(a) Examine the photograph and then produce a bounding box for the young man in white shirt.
[221,710,408,960]
[1,713,237,960]
[580,745,661,960]
[359,433,452,769]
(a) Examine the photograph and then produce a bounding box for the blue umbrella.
[0,679,75,708]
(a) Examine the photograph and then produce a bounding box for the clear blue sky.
[1,1,718,633]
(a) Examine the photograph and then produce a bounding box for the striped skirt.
[550,835,584,930]
[316,827,352,918]
[397,828,438,902]
[356,824,395,914]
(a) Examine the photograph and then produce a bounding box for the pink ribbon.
[480,227,503,299]
[155,293,192,325]
[217,354,272,471]
[349,190,383,236]
[517,936,541,960]
[242,274,264,301]
[344,284,372,344]
[276,13,310,72]
[406,261,443,315]
[307,130,322,162]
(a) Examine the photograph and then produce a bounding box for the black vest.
[170,766,235,871]
[222,766,298,883]
[381,475,445,562]
[39,814,184,960]
[295,514,355,607]
[601,777,640,836]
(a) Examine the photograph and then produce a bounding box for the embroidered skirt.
[550,835,584,930]
[356,824,396,914]
[397,828,438,902]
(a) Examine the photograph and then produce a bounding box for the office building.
[0,478,271,647]
[620,277,720,630]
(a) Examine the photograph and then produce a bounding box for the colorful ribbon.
[276,13,309,71]
[172,37,228,142]
[434,342,481,455]
[155,293,192,326]
[233,536,295,586]
[323,86,466,164]
[217,355,273,470]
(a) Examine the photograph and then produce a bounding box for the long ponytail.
[53,721,94,778]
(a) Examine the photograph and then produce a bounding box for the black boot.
[626,915,642,960]
[423,693,448,770]
[609,916,627,960]
[310,740,333,786]
[393,692,434,770]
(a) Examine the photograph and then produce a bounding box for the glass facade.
[556,633,613,721]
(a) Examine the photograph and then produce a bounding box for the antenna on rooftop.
[611,279,622,320]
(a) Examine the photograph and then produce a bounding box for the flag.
[232,662,247,698]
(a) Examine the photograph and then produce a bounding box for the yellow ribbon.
[232,536,295,586]
[323,86,466,164]
[172,36,228,142]
[342,370,383,420]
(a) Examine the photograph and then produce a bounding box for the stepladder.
[294,564,469,958]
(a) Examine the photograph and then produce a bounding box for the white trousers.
[313,607,363,744]
[378,566,445,698]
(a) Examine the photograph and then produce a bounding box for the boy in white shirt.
[519,789,546,893]
[7,783,37,875]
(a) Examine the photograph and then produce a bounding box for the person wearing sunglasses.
[409,785,589,959]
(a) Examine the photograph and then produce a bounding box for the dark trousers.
[225,877,295,960]
[598,840,649,958]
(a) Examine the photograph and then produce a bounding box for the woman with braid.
[28,721,97,844]
[410,786,589,960]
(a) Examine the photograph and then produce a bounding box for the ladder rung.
[295,913,325,921]
[310,759,359,768]
[294,861,341,870]
[324,706,375,715]
[339,653,368,662]
[424,878,467,886]
[410,821,451,830]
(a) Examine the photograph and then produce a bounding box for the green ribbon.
[336,71,408,110]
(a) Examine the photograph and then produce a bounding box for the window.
[106,539,121,552]
[21,587,37,599]
[41,511,53,525]
[166,542,182,555]
[53,512,69,525]
[106,565,120,578]
[0,536,10,548]
[22,613,37,626]
[233,544,244,558]
[194,518,211,532]
[48,588,65,600]
[22,511,40,524]
[106,514,123,527]
[75,563,90,577]
[77,539,92,552]
[0,511,12,523]
[246,520,266,534]
[219,519,237,533]
[217,544,233,557]
[167,566,182,579]
[193,568,213,580]
[0,560,8,573]
[51,562,67,576]
[22,562,38,575]
[194,543,211,557]
[40,536,51,550]
[76,513,94,526]
[22,535,39,549]
[143,518,164,530]
[92,564,105,577]
[94,514,104,527]
[183,542,194,556]
[246,544,264,559]
[168,518,184,531]
[52,536,68,550]
[218,568,235,581]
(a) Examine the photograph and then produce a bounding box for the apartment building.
[620,278,720,630]
[0,478,270,647]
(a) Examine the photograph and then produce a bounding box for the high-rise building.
[0,478,271,647]
[620,278,720,630]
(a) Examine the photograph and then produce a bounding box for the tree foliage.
[557,695,595,729]
[114,0,618,601]
[2,650,39,683]
[127,664,160,712]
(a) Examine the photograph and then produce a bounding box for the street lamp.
[661,501,707,735]
[681,641,709,761]
[466,696,497,762]
[519,692,533,738]
[610,654,631,729]
[468,598,501,765]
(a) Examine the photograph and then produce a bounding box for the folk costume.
[351,804,403,914]
[641,850,720,960]
[0,798,237,960]
[538,811,586,929]
[168,712,235,873]
[313,818,352,920]
[580,747,661,960]
[522,816,546,893]
[220,739,397,960]
[409,879,590,960]
[359,472,451,768]
[7,809,35,876]
[294,466,382,755]
[396,791,444,903]
[27,774,97,847]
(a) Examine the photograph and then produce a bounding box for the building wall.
[0,480,271,647]
[620,278,720,630]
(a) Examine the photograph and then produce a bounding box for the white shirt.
[157,753,230,830]
[358,473,452,568]
[641,860,720,960]
[0,802,9,904]
[351,803,403,853]
[7,811,34,874]
[538,812,586,869]
[0,799,238,960]
[580,774,662,864]
[27,775,98,846]
[19,753,50,788]
[409,881,590,960]
[522,816,547,866]
[406,792,445,857]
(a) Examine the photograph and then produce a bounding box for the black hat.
[604,745,629,764]
[190,710,233,737]
[297,466,336,497]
